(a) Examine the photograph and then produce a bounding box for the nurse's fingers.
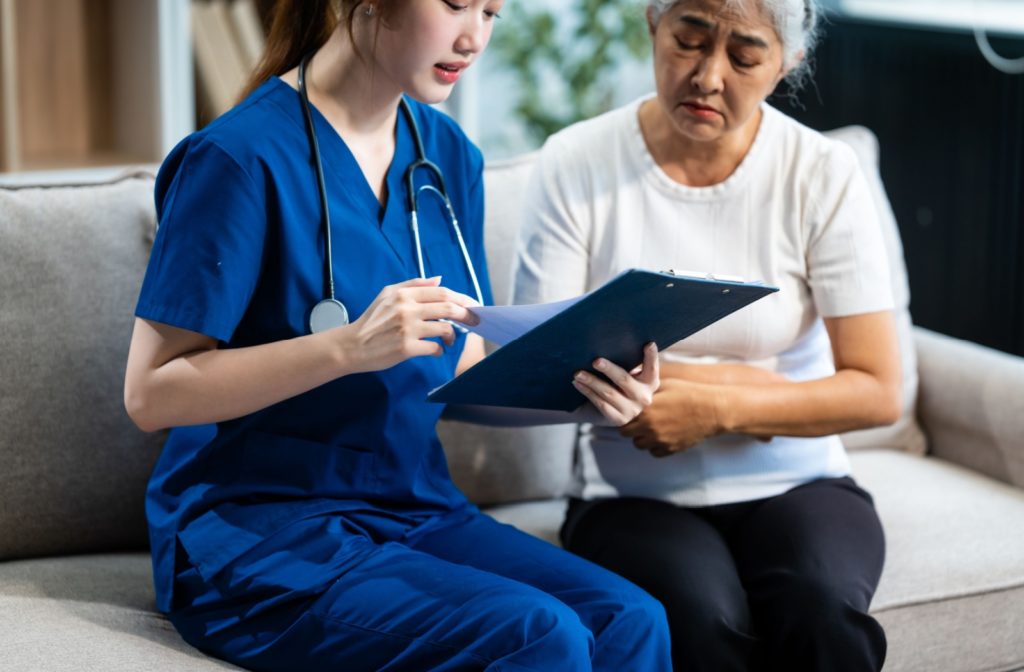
[415,319,457,347]
[388,280,478,307]
[389,276,443,289]
[404,286,480,308]
[390,285,480,326]
[417,301,479,326]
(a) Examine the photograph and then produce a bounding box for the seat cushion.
[851,450,1024,672]
[0,553,240,670]
[483,498,569,547]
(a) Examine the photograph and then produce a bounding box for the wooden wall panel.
[0,0,19,171]
[15,0,92,165]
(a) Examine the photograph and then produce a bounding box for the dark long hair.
[237,0,395,102]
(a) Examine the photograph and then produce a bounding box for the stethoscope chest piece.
[310,298,349,333]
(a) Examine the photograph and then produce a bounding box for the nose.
[454,14,491,56]
[690,51,726,95]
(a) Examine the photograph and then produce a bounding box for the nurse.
[123,1,671,670]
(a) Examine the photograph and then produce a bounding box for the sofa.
[1,126,1022,672]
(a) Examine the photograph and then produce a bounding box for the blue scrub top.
[136,78,494,613]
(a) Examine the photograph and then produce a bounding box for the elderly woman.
[512,0,898,670]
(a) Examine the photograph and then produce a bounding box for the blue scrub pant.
[170,506,671,671]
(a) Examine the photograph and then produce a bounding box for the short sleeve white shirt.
[511,97,894,506]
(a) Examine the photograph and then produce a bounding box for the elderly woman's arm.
[622,310,901,457]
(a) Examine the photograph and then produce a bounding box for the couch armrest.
[914,327,1024,488]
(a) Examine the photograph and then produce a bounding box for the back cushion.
[824,127,927,455]
[0,173,164,559]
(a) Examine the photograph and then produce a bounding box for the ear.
[772,49,804,90]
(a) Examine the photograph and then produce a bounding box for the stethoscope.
[298,54,485,334]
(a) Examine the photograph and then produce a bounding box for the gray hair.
[648,0,820,91]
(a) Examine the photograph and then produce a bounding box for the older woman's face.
[649,0,787,144]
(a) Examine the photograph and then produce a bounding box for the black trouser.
[561,477,887,672]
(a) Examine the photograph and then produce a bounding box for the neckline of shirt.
[627,94,775,201]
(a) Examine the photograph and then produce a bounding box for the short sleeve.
[135,136,266,342]
[511,135,591,306]
[805,144,895,318]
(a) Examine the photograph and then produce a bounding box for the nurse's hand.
[573,343,660,427]
[339,276,480,373]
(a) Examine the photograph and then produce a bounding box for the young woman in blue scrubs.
[124,1,671,670]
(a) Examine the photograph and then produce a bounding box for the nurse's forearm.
[125,324,361,432]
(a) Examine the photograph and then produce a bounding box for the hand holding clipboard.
[428,269,778,411]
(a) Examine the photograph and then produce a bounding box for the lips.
[434,61,467,84]
[680,101,721,119]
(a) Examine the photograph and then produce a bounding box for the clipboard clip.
[662,268,749,284]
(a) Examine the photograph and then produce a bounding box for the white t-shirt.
[511,97,894,506]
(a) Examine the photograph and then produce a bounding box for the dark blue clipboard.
[428,269,779,411]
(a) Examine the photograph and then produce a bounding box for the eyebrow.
[677,14,771,50]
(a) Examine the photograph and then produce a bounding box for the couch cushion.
[0,554,240,670]
[851,449,1024,672]
[915,327,1024,489]
[484,498,568,547]
[0,173,165,560]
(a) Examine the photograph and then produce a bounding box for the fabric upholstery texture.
[0,554,240,671]
[0,174,165,560]
[915,327,1024,488]
[853,449,1024,671]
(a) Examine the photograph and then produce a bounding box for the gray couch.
[2,126,1023,672]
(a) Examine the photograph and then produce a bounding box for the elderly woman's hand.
[619,379,727,458]
[573,343,660,427]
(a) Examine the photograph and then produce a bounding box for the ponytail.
[237,1,399,103]
[237,0,342,102]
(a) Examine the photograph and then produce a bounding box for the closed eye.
[730,54,758,69]
[443,0,502,19]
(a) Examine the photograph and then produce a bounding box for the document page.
[462,296,581,346]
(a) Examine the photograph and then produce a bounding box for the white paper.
[459,271,635,346]
[461,296,582,346]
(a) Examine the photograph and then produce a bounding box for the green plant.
[490,0,651,144]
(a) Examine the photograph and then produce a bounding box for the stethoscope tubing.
[298,53,484,335]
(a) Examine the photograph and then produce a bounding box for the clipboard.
[428,269,779,411]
